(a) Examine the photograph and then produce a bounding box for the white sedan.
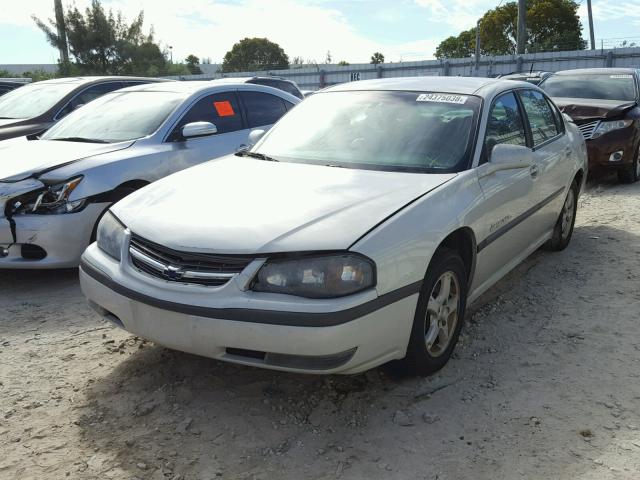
[80,77,587,375]
[0,81,299,268]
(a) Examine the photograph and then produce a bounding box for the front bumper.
[0,202,109,269]
[586,128,638,171]
[79,244,420,374]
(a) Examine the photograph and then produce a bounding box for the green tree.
[33,0,168,76]
[338,60,350,66]
[435,0,586,58]
[222,38,289,73]
[370,52,385,64]
[435,29,477,59]
[185,54,203,74]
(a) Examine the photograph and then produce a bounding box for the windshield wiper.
[235,150,279,162]
[51,137,109,144]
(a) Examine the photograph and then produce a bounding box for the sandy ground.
[1,175,640,480]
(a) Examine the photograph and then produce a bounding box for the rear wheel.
[401,248,468,376]
[617,143,640,183]
[544,180,578,251]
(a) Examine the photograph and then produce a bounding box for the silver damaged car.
[80,77,587,375]
[0,81,300,268]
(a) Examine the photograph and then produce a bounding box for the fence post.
[516,56,523,72]
[319,69,326,88]
[606,50,614,67]
[443,61,450,77]
[377,65,383,79]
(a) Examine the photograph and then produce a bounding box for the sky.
[1,0,639,65]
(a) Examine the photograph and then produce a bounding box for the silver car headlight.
[591,119,633,139]
[9,176,85,215]
[96,211,126,261]
[252,254,375,298]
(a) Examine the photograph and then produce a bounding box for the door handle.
[564,147,572,158]
[529,164,539,178]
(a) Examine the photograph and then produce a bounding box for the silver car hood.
[0,139,134,182]
[114,156,456,254]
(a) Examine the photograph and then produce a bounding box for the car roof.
[553,68,638,76]
[212,76,295,84]
[31,76,170,86]
[119,80,274,93]
[113,80,302,101]
[323,76,527,96]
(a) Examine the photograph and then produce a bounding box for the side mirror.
[182,121,217,139]
[248,129,266,146]
[481,143,533,177]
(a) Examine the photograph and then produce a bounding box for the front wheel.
[400,248,468,376]
[544,180,578,251]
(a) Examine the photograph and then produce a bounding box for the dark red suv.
[541,68,640,183]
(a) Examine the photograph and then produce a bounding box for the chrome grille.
[129,234,253,287]
[577,120,601,140]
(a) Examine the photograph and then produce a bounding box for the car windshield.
[41,91,185,143]
[255,90,481,173]
[541,73,637,101]
[0,81,78,119]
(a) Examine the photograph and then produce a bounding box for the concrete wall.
[0,64,58,75]
[163,46,640,90]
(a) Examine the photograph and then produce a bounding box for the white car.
[80,77,587,375]
[0,81,300,268]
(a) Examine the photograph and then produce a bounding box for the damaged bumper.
[79,243,419,374]
[586,129,638,171]
[0,202,109,269]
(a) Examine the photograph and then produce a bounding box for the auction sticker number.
[416,93,468,104]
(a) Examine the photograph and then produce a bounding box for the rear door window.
[239,91,287,128]
[57,82,124,119]
[518,89,560,146]
[167,91,243,141]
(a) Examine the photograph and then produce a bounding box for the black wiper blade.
[235,150,279,162]
[51,137,109,144]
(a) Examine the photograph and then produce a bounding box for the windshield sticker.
[610,74,633,79]
[416,93,468,104]
[214,101,235,117]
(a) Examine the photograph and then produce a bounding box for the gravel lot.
[1,176,640,480]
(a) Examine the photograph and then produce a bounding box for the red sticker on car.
[214,101,235,117]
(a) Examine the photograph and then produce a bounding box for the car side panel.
[351,171,481,297]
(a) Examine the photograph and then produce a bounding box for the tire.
[617,143,640,184]
[400,248,468,376]
[544,180,578,252]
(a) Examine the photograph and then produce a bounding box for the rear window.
[541,73,637,101]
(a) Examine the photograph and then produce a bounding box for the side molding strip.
[477,187,565,253]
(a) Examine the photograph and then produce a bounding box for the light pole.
[587,0,596,50]
[169,45,173,63]
[516,0,526,54]
[475,19,481,75]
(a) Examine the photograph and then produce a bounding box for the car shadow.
[74,222,640,479]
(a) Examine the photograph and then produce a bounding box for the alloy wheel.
[561,188,576,240]
[424,271,460,357]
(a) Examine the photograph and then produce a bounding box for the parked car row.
[0,68,634,376]
[75,76,586,376]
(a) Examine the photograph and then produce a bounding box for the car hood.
[552,97,637,121]
[114,156,456,254]
[0,139,134,182]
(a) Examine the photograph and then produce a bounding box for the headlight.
[96,211,126,261]
[9,176,84,215]
[592,119,633,139]
[252,254,375,298]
